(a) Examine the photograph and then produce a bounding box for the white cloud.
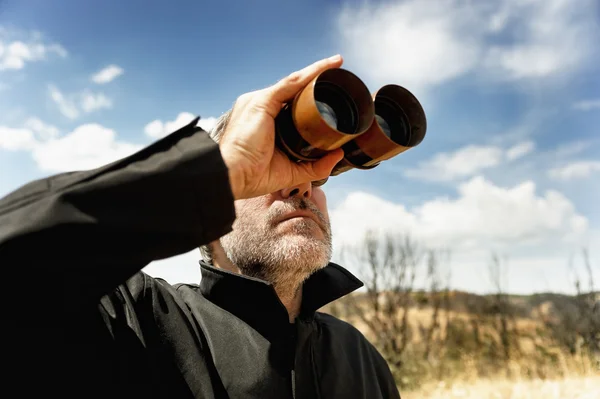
[48,84,112,119]
[335,0,480,92]
[198,117,218,132]
[550,140,595,159]
[48,84,80,119]
[335,0,598,91]
[145,112,217,139]
[572,99,600,111]
[0,126,37,151]
[0,112,215,173]
[0,31,67,71]
[481,0,587,80]
[0,119,141,172]
[404,141,534,182]
[24,117,59,140]
[143,250,202,285]
[80,90,113,112]
[47,44,67,58]
[328,176,594,294]
[145,112,195,139]
[404,145,503,181]
[548,161,600,181]
[143,120,165,139]
[32,124,141,172]
[91,64,124,84]
[506,140,535,161]
[330,176,588,253]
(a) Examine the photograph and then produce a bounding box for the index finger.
[261,55,344,116]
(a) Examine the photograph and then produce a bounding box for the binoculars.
[274,68,427,186]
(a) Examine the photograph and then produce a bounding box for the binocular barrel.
[274,68,427,186]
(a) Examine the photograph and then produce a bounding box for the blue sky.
[1,0,599,294]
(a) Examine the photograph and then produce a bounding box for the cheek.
[234,197,272,223]
[311,189,329,217]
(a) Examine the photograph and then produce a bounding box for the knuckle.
[249,91,277,112]
[236,92,252,105]
[285,71,303,85]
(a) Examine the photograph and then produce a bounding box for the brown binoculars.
[274,68,427,186]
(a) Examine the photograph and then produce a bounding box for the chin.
[277,236,331,268]
[280,233,326,249]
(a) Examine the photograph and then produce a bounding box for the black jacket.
[0,118,400,398]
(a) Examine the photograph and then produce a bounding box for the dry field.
[401,376,600,399]
[323,290,599,396]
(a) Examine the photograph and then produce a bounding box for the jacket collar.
[197,261,363,340]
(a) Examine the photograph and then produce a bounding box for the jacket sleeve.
[0,117,236,314]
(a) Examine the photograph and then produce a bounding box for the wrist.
[220,150,244,200]
[227,167,244,200]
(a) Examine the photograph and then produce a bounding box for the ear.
[210,240,242,274]
[199,240,219,265]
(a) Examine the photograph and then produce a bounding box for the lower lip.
[278,218,324,235]
[281,216,317,224]
[284,216,309,221]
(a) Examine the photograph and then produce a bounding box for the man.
[1,55,400,398]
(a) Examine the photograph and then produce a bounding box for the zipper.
[290,322,297,399]
[291,369,296,399]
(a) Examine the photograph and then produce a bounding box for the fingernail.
[329,54,341,61]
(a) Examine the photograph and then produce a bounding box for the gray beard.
[219,197,332,294]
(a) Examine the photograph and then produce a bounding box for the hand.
[218,55,345,200]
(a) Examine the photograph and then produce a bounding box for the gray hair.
[198,109,232,264]
[205,109,231,143]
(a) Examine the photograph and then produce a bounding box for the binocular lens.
[315,101,338,129]
[375,95,411,146]
[275,74,426,187]
[375,114,391,139]
[332,84,425,175]
[314,81,359,134]
[275,68,373,163]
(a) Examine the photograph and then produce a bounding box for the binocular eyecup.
[274,68,427,186]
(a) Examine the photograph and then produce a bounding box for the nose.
[280,182,313,199]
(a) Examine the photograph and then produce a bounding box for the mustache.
[268,197,328,229]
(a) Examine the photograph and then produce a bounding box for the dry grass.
[328,239,599,394]
[323,291,599,392]
[401,376,600,399]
